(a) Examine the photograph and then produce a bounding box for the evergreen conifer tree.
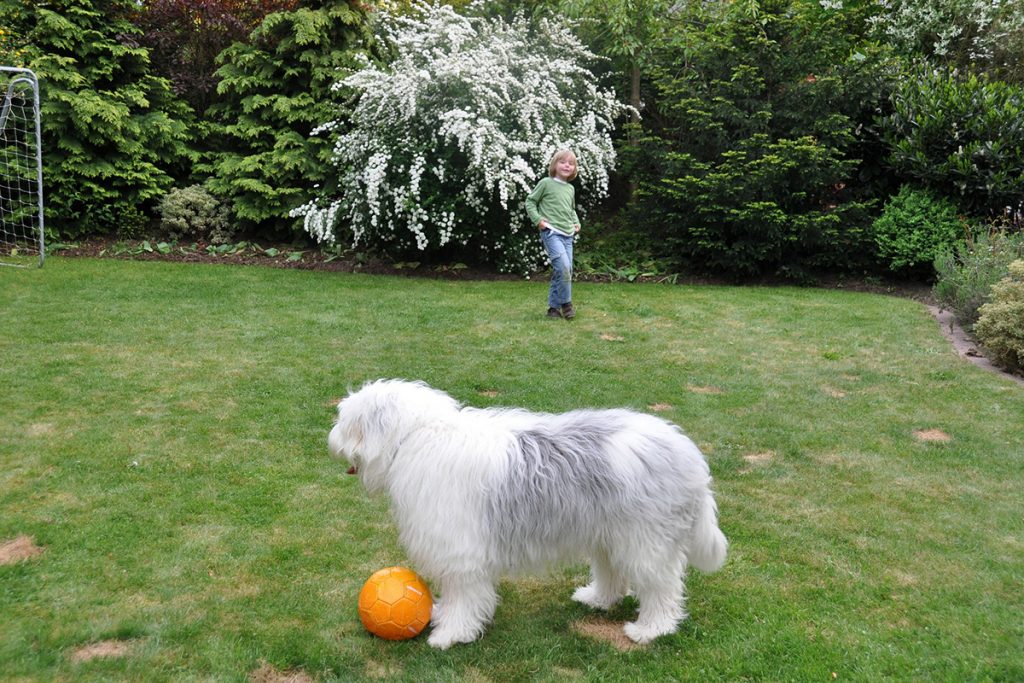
[2,0,192,237]
[204,0,375,237]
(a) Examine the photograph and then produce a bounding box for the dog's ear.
[354,383,401,440]
[328,413,358,460]
[332,386,399,456]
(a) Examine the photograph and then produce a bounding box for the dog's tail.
[687,488,728,573]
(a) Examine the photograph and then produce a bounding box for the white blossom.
[291,1,631,274]
[868,0,1024,66]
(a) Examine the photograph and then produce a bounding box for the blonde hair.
[547,149,578,181]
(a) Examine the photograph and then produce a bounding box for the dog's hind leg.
[622,559,686,644]
[427,575,498,649]
[572,546,628,610]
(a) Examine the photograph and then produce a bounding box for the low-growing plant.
[159,185,235,245]
[933,227,1024,327]
[575,228,678,283]
[873,185,966,275]
[974,259,1024,373]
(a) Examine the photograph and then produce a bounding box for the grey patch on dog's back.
[483,409,703,572]
[516,419,619,499]
[484,412,625,565]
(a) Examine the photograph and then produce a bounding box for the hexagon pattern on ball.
[358,566,433,640]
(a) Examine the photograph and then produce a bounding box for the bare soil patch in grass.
[688,385,724,395]
[573,616,642,652]
[0,535,44,565]
[70,639,135,663]
[249,662,315,683]
[914,429,952,443]
[27,422,56,437]
[740,451,776,474]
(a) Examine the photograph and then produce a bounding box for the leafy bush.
[880,66,1024,214]
[203,0,374,238]
[294,2,630,274]
[3,0,193,238]
[933,227,1024,327]
[625,0,878,278]
[974,259,1024,374]
[159,185,234,244]
[873,185,965,274]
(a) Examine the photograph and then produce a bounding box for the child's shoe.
[547,307,563,318]
[561,303,576,319]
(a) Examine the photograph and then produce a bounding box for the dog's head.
[328,379,460,493]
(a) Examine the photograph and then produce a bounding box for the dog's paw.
[623,620,676,645]
[572,583,619,610]
[427,627,478,650]
[426,630,457,650]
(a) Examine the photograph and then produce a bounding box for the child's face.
[554,156,576,180]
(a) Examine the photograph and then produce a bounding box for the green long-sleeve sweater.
[525,177,580,236]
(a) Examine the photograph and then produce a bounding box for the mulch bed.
[51,237,521,281]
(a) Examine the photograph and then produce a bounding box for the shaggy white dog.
[329,379,727,649]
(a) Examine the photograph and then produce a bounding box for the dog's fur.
[329,379,727,648]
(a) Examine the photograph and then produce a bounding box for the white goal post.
[1,66,44,268]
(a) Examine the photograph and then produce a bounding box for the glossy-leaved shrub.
[881,66,1024,214]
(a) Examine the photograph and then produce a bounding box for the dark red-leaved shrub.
[136,0,298,113]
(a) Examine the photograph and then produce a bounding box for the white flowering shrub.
[865,0,1024,77]
[292,2,630,273]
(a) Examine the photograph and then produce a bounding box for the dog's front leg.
[427,575,498,649]
[572,546,629,610]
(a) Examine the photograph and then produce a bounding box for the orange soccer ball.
[358,566,433,640]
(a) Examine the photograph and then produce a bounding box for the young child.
[526,150,581,319]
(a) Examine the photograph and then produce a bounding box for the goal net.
[1,66,44,268]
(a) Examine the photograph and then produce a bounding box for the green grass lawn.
[1,258,1022,682]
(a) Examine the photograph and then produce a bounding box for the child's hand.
[574,224,580,234]
[539,220,549,230]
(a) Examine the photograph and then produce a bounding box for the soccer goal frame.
[1,66,45,268]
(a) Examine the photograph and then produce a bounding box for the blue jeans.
[541,229,573,308]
